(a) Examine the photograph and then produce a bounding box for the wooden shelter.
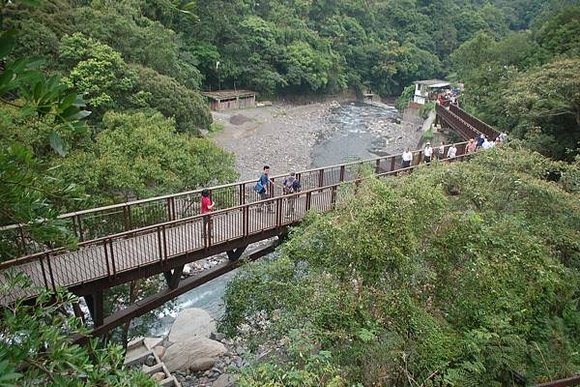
[202,90,257,111]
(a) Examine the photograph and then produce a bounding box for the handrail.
[449,104,500,140]
[0,145,440,253]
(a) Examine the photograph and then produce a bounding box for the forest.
[0,0,579,385]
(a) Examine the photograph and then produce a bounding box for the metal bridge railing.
[436,103,483,140]
[449,104,500,141]
[0,150,472,305]
[1,146,457,257]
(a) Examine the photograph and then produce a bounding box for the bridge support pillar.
[164,265,184,290]
[85,291,104,327]
[227,245,248,261]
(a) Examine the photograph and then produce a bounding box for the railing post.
[305,192,312,212]
[243,205,249,237]
[75,214,84,242]
[390,156,395,171]
[104,240,111,278]
[331,185,337,208]
[339,165,345,182]
[18,226,27,255]
[167,197,175,221]
[239,183,245,205]
[162,225,168,260]
[40,253,50,290]
[157,226,164,260]
[108,239,117,276]
[318,169,324,188]
[45,253,56,291]
[276,198,282,227]
[122,205,131,231]
[375,159,380,174]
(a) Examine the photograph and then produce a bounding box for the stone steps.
[125,337,181,387]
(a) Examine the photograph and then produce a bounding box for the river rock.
[189,357,215,372]
[153,345,166,358]
[162,337,227,372]
[213,373,236,387]
[168,308,216,343]
[152,372,166,382]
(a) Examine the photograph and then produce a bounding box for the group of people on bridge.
[199,165,302,237]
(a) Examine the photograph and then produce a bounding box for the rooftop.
[202,90,257,100]
[414,79,450,88]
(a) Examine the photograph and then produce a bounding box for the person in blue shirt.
[256,165,273,212]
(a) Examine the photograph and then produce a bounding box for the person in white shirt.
[437,141,445,159]
[482,139,493,149]
[447,143,457,159]
[402,148,413,168]
[423,142,433,163]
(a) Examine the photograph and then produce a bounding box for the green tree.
[59,33,136,117]
[0,276,155,386]
[502,58,580,160]
[57,111,236,203]
[222,146,580,385]
[131,64,212,132]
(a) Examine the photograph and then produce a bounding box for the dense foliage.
[2,0,561,101]
[450,3,580,160]
[4,0,576,160]
[0,275,155,386]
[222,145,580,385]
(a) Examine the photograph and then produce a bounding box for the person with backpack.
[254,165,273,212]
[283,172,301,217]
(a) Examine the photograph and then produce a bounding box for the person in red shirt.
[201,189,215,238]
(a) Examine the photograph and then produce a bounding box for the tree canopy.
[222,145,580,386]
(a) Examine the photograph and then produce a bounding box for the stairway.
[124,337,181,387]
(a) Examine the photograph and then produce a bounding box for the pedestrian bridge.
[0,103,498,336]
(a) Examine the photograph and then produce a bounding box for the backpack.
[254,181,264,193]
[292,179,301,192]
[284,178,301,194]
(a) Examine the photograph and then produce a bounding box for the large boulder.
[189,357,215,372]
[168,308,216,343]
[162,337,227,372]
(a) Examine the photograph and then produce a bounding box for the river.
[145,101,409,336]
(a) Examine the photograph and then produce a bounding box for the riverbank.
[210,100,425,181]
[210,102,338,180]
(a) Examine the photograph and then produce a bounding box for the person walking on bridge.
[437,141,446,160]
[255,165,273,212]
[447,143,457,160]
[283,172,301,217]
[402,148,413,168]
[423,142,433,163]
[201,189,215,239]
[466,138,477,153]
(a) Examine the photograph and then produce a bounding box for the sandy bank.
[210,102,337,181]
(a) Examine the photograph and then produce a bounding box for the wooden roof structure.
[202,90,256,101]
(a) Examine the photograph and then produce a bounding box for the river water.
[145,102,402,336]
